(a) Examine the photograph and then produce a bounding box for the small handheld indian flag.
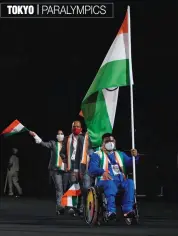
[1,119,29,137]
[61,183,81,208]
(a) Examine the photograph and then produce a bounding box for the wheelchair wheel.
[84,187,99,226]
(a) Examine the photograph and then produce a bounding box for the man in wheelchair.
[88,133,139,221]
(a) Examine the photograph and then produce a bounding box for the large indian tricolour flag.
[1,119,28,137]
[80,6,133,147]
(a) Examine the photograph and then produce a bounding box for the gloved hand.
[29,131,36,137]
[29,131,42,144]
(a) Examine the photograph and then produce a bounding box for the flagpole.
[127,6,137,191]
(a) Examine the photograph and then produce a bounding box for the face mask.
[56,134,64,142]
[72,127,82,135]
[105,142,115,151]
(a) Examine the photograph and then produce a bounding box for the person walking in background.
[7,148,22,197]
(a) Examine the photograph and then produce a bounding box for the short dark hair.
[102,133,113,141]
[57,129,63,132]
[72,120,82,127]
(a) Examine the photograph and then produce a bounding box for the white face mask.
[56,134,64,142]
[105,142,115,151]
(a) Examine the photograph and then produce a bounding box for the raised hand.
[29,131,36,137]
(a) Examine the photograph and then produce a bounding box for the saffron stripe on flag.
[1,119,21,134]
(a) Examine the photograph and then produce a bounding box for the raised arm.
[29,131,53,149]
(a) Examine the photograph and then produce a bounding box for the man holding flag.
[80,6,139,220]
[88,133,139,220]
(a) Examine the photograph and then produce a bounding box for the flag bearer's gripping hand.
[131,149,138,157]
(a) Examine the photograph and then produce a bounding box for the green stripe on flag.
[81,59,130,147]
[72,196,78,208]
[82,91,112,146]
[4,127,28,137]
[83,59,130,101]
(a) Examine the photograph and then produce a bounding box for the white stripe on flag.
[102,87,119,128]
[68,196,73,207]
[11,123,24,133]
[101,33,129,67]
[69,183,80,191]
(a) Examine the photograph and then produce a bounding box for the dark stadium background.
[0,1,177,200]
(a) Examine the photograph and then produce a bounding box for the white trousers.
[8,171,22,195]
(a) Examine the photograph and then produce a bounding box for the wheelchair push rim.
[84,187,99,225]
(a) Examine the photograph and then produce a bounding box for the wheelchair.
[84,183,139,226]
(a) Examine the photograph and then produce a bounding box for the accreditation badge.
[111,164,120,176]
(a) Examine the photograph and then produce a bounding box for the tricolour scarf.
[96,149,126,180]
[66,132,89,171]
[55,142,66,171]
